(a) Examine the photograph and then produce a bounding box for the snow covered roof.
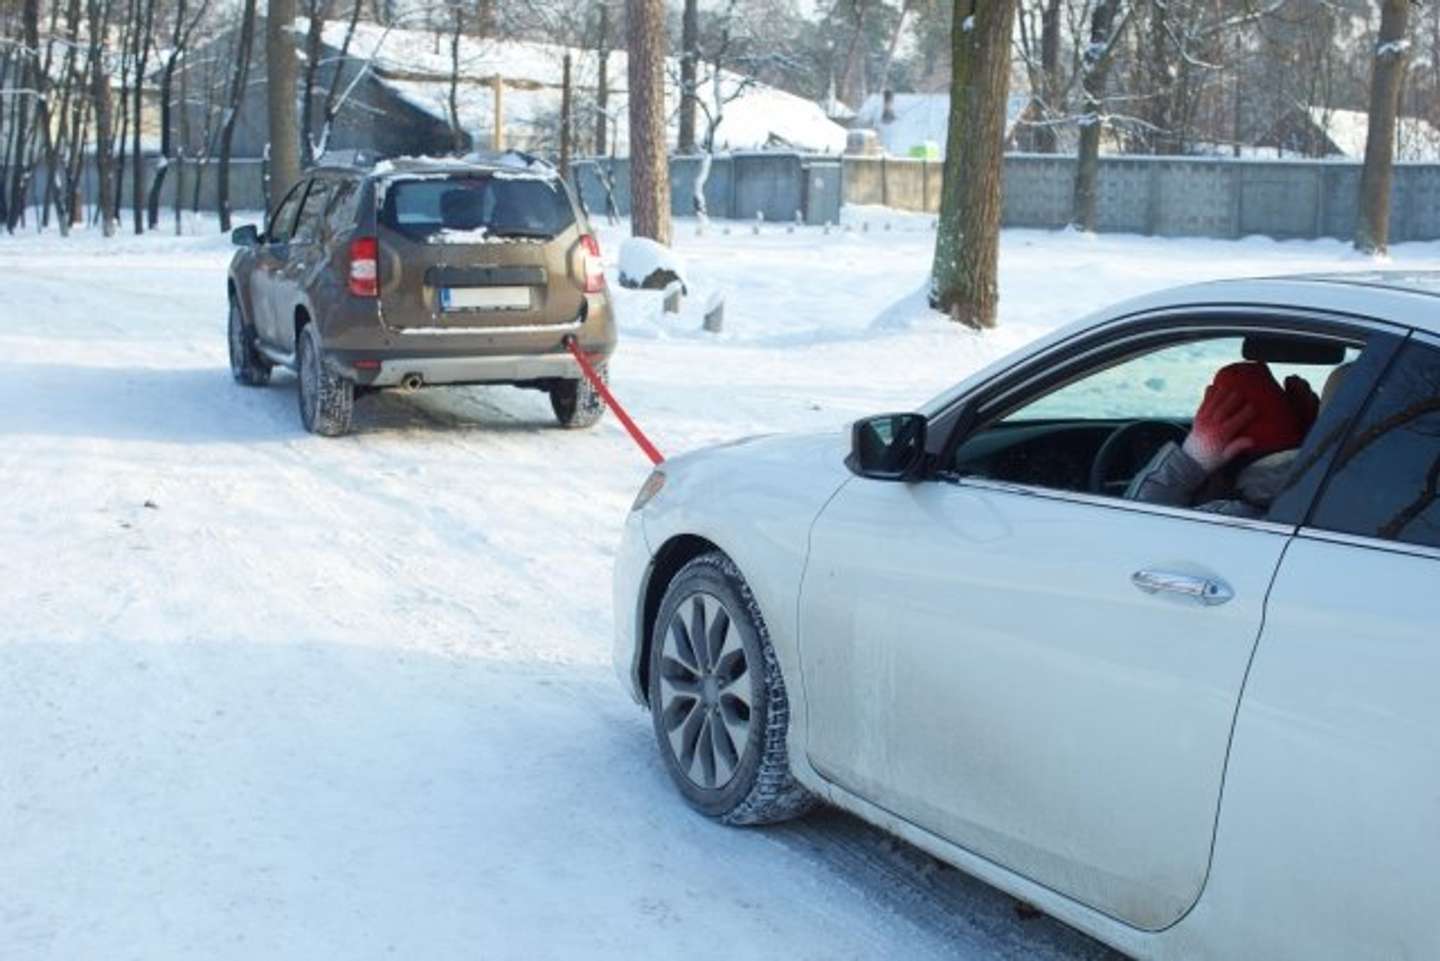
[315,20,846,155]
[1306,107,1440,161]
[851,91,1031,158]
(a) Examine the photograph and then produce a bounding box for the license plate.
[440,286,531,311]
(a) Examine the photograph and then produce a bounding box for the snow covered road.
[6,214,1438,960]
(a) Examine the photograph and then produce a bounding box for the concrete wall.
[573,152,843,226]
[22,157,270,226]
[848,153,1440,242]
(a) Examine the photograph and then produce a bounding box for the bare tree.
[1355,0,1412,255]
[267,0,302,202]
[930,0,1018,328]
[1072,0,1127,230]
[298,0,334,166]
[218,0,259,231]
[88,0,118,235]
[626,0,669,244]
[590,0,609,155]
[678,0,698,154]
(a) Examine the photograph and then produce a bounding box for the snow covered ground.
[5,211,1439,961]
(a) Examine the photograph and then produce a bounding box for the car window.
[326,178,362,237]
[951,332,1359,504]
[267,182,308,244]
[293,178,335,244]
[1308,339,1440,550]
[380,174,575,241]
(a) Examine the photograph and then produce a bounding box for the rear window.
[380,175,575,241]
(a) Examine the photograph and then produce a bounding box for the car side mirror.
[231,224,259,247]
[849,413,928,481]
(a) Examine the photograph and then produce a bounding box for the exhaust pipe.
[399,372,424,393]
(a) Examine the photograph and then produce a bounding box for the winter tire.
[297,323,354,437]
[549,362,607,429]
[648,551,816,825]
[228,298,271,386]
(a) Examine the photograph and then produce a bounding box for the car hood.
[666,428,851,479]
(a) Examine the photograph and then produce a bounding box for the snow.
[617,236,687,290]
[6,210,1440,960]
[1304,106,1440,161]
[312,20,846,155]
[851,92,1030,158]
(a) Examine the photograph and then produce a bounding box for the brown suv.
[226,153,616,436]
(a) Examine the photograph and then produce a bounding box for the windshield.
[380,175,575,241]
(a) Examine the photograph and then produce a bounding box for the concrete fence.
[19,156,269,227]
[577,152,1440,243]
[572,153,845,227]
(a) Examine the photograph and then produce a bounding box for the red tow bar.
[563,336,665,466]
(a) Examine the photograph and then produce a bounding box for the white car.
[613,274,1440,961]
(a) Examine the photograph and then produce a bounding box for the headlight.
[631,469,666,511]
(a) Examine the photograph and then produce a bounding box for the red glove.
[1183,385,1257,472]
[1284,375,1320,433]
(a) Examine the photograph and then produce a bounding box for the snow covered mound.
[618,237,688,292]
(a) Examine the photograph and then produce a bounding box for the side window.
[1309,340,1440,550]
[293,178,335,244]
[951,331,1359,510]
[267,182,308,244]
[325,178,362,237]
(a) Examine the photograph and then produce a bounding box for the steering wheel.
[1089,420,1188,495]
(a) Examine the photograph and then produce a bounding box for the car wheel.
[548,362,607,429]
[649,551,816,825]
[228,298,271,386]
[297,323,354,437]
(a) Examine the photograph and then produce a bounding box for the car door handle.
[1131,570,1234,606]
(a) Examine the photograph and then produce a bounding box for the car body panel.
[1166,533,1440,959]
[800,476,1287,929]
[615,432,852,720]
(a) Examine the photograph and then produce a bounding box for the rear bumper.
[345,351,586,387]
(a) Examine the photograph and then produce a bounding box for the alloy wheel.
[657,591,754,790]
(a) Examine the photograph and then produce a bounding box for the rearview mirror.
[849,413,927,480]
[231,224,259,247]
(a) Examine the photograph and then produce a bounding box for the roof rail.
[310,148,382,169]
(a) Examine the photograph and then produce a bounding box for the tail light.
[348,236,379,297]
[579,234,605,294]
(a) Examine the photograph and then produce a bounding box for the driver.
[1125,361,1335,517]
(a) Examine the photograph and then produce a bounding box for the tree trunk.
[559,52,572,179]
[88,0,117,236]
[267,0,302,201]
[1071,0,1124,232]
[146,0,187,228]
[838,0,871,109]
[877,0,911,96]
[299,0,330,166]
[5,0,38,232]
[678,0,698,154]
[131,0,157,234]
[219,0,259,231]
[1033,0,1060,153]
[626,0,670,244]
[447,4,464,152]
[1355,0,1412,255]
[930,0,1018,329]
[595,0,609,156]
[315,0,362,156]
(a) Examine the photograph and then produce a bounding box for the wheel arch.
[638,533,723,705]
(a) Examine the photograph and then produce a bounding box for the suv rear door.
[374,172,587,333]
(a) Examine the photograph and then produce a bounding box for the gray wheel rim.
[299,335,318,421]
[658,591,754,790]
